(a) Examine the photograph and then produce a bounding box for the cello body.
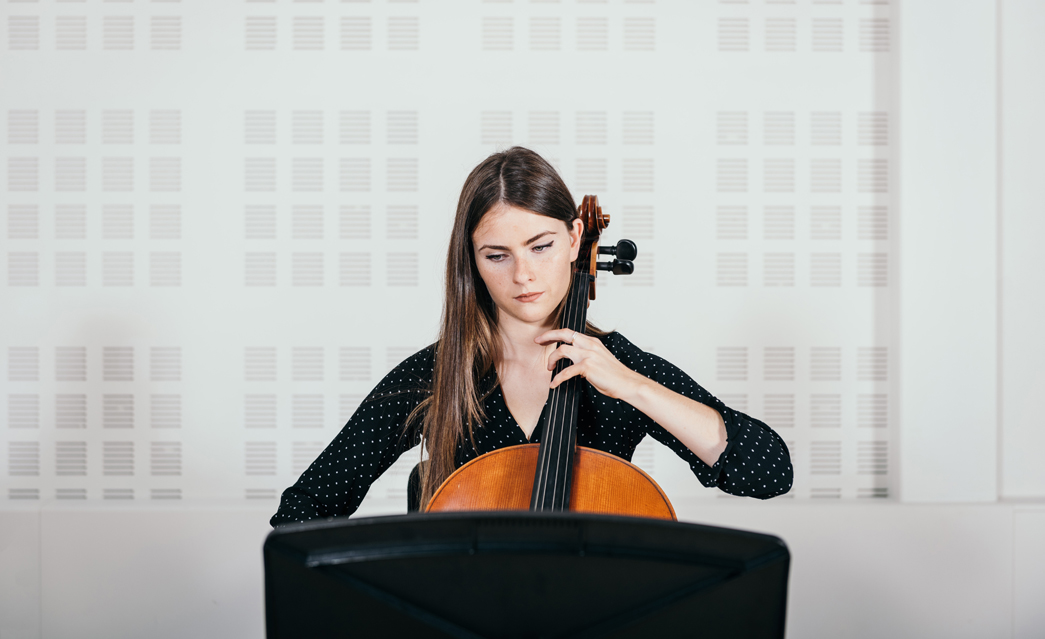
[426,444,676,520]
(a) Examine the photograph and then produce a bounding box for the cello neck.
[529,268,592,512]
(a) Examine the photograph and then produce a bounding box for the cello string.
[536,269,579,508]
[533,272,574,507]
[539,275,574,508]
[542,270,575,506]
[548,272,578,507]
[553,269,583,503]
[566,270,590,504]
[553,205,593,506]
[550,202,599,507]
[550,268,587,508]
[566,270,588,503]
[534,202,599,509]
[555,274,581,504]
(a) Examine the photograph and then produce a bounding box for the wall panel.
[1000,0,1045,499]
[896,0,998,502]
[1,0,897,513]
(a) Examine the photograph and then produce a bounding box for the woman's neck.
[496,313,557,367]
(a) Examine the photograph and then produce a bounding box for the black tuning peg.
[596,259,635,276]
[597,239,638,261]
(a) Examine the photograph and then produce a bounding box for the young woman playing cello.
[270,147,792,526]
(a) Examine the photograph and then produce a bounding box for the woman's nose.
[513,256,535,283]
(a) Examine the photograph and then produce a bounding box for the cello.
[426,195,676,521]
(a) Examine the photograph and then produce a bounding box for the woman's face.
[472,204,584,329]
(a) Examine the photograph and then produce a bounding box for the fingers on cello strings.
[550,362,583,389]
[547,343,577,370]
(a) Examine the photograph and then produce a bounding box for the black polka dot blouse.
[270,332,793,526]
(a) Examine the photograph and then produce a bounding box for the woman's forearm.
[621,376,729,467]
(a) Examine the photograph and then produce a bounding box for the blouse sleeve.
[269,347,433,526]
[608,334,793,499]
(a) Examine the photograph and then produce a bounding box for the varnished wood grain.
[426,445,676,520]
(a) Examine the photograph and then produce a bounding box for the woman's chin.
[502,305,555,327]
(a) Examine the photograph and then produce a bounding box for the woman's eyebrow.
[477,230,557,252]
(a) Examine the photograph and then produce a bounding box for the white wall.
[2,0,1045,637]
[0,0,900,509]
[999,0,1045,499]
[896,1,998,502]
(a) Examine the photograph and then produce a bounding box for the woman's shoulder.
[372,343,437,395]
[594,330,640,354]
[594,330,675,374]
[593,330,651,363]
[398,343,437,371]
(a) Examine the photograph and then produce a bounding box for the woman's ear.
[568,218,584,261]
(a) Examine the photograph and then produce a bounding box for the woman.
[270,147,792,526]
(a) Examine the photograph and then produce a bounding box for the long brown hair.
[415,146,583,509]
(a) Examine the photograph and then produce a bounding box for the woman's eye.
[533,242,553,253]
[486,253,506,262]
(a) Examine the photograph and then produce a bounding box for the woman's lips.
[515,292,543,303]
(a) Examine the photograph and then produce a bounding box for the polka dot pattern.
[270,332,794,526]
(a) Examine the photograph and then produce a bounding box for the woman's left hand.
[535,329,648,401]
[537,329,729,467]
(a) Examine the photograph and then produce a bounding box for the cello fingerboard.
[530,268,592,511]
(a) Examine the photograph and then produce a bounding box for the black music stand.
[264,511,790,639]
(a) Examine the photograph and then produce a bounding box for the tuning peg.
[596,259,635,276]
[597,239,638,261]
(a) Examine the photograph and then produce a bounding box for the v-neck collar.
[491,382,549,444]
